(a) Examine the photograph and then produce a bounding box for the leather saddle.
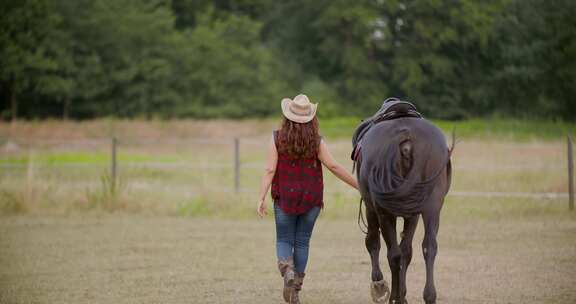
[351,97,422,162]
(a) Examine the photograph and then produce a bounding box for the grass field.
[0,118,573,216]
[0,119,575,303]
[2,117,575,141]
[1,198,575,304]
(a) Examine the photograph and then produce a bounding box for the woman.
[257,94,358,303]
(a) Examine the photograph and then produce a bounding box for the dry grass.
[0,119,571,217]
[0,201,575,303]
[0,135,569,216]
[0,119,279,141]
[0,120,574,303]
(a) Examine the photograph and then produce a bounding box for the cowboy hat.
[281,94,318,123]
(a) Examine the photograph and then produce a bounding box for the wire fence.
[0,135,574,209]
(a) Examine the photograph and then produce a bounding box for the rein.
[357,197,368,235]
[353,162,369,235]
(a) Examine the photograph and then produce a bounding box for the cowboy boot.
[278,258,295,302]
[290,272,305,304]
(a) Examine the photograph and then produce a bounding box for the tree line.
[1,0,574,121]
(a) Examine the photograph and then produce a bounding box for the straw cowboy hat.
[281,94,318,123]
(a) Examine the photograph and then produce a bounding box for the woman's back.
[272,130,324,214]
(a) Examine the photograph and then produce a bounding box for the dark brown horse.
[352,99,452,304]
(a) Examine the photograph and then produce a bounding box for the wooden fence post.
[234,137,240,193]
[26,149,35,203]
[568,135,574,211]
[111,137,117,195]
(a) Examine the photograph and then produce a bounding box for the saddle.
[351,97,422,162]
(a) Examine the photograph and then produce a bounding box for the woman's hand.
[257,136,277,218]
[257,199,268,218]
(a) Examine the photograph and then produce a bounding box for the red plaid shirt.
[271,131,324,215]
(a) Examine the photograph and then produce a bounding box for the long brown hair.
[277,116,321,159]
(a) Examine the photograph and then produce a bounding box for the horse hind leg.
[379,211,404,304]
[365,203,389,303]
[399,215,419,301]
[422,210,440,304]
[421,177,447,304]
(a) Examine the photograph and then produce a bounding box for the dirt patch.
[1,211,575,304]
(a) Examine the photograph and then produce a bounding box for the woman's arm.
[318,140,359,190]
[257,136,278,217]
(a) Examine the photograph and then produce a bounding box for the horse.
[352,98,453,304]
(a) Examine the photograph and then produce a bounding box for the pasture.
[0,119,575,303]
[1,201,575,303]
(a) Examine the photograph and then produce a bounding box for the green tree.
[376,0,503,119]
[490,0,576,120]
[262,0,504,118]
[47,0,182,118]
[0,0,59,120]
[2,0,574,121]
[172,7,293,117]
[263,0,387,115]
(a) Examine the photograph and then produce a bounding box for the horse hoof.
[370,279,390,303]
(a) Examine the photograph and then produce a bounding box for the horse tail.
[449,127,457,156]
[367,128,444,216]
[445,127,456,194]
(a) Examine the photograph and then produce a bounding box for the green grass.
[2,117,573,167]
[0,118,572,216]
[433,118,576,141]
[319,117,576,141]
[0,151,183,165]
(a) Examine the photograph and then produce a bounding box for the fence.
[0,135,574,210]
[569,135,574,210]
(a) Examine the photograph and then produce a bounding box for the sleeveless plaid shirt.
[271,131,324,214]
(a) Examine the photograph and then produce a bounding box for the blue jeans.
[274,203,321,274]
